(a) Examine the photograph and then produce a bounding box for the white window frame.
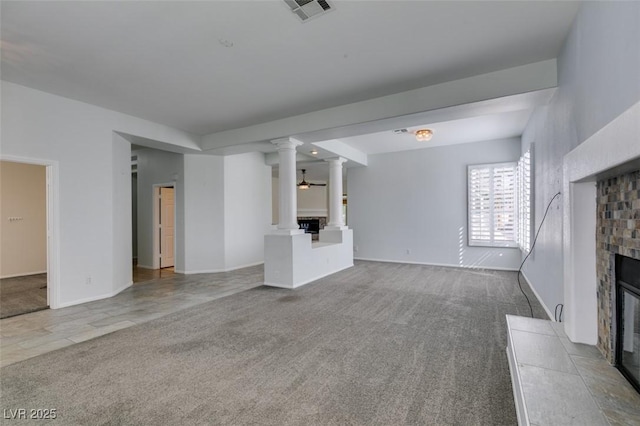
[468,162,518,248]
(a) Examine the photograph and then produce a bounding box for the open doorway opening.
[0,160,49,318]
[132,184,176,284]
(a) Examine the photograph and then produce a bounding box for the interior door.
[160,187,175,268]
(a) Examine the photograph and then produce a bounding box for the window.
[468,162,517,247]
[516,148,532,252]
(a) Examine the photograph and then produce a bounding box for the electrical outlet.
[353,246,359,252]
[406,249,411,254]
[85,276,92,285]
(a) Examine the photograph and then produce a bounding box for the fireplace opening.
[298,218,320,235]
[615,254,640,394]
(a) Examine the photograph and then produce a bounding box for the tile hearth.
[507,315,640,426]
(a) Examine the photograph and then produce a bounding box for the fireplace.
[615,254,640,393]
[595,170,640,363]
[297,217,326,241]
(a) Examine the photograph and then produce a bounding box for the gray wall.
[183,152,272,273]
[348,137,521,270]
[183,154,226,273]
[522,2,640,314]
[224,152,272,269]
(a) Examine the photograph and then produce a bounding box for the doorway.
[132,184,176,284]
[0,160,52,318]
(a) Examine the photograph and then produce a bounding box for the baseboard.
[519,270,554,321]
[112,280,133,297]
[265,263,354,289]
[224,261,264,272]
[295,263,354,288]
[179,268,225,274]
[262,281,294,289]
[0,270,47,279]
[178,261,264,275]
[353,257,518,272]
[56,280,133,309]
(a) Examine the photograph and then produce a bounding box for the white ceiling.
[1,0,580,138]
[340,109,532,155]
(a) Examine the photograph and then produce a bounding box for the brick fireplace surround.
[596,171,640,362]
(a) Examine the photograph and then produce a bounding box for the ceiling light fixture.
[414,129,433,142]
[310,149,318,155]
[297,169,326,190]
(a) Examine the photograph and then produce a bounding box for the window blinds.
[516,149,532,252]
[468,163,517,247]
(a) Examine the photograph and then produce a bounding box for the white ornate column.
[272,137,304,234]
[325,157,347,230]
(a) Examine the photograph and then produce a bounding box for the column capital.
[271,137,303,151]
[324,157,347,165]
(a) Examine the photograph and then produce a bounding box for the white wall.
[265,229,353,289]
[224,152,272,270]
[296,184,328,218]
[0,161,47,278]
[272,176,328,223]
[0,81,199,307]
[134,148,183,269]
[521,2,640,315]
[348,138,522,270]
[182,154,225,273]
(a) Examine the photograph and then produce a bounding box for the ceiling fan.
[297,169,326,190]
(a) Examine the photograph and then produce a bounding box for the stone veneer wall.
[596,170,640,363]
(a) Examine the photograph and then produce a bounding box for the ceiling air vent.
[284,0,333,22]
[393,129,409,134]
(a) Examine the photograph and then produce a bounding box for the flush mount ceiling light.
[310,149,318,155]
[414,129,433,142]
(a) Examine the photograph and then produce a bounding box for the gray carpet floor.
[0,262,545,425]
[0,274,48,319]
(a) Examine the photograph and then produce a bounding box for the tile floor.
[0,265,263,368]
[507,315,640,425]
